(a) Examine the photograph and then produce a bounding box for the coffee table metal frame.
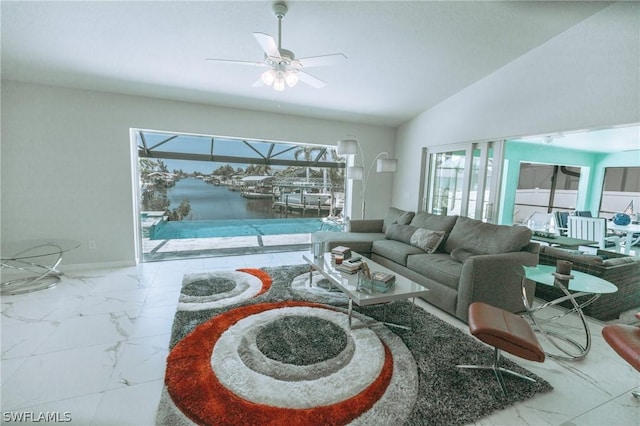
[1,239,81,295]
[303,252,429,330]
[523,264,617,361]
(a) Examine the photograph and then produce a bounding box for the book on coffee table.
[370,271,396,292]
[336,258,362,274]
[371,271,395,284]
[331,246,352,259]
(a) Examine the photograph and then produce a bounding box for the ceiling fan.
[205,2,347,91]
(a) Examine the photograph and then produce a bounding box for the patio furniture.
[553,211,569,236]
[536,247,640,321]
[607,222,640,255]
[567,216,620,250]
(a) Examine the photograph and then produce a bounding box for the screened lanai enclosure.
[134,130,347,260]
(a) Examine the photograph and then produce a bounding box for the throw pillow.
[410,229,445,254]
[443,216,531,255]
[450,247,477,263]
[385,224,418,244]
[382,207,416,233]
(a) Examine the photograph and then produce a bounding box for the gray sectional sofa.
[313,207,539,323]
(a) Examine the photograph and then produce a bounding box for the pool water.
[149,218,341,240]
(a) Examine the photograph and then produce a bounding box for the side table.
[1,239,81,295]
[524,264,617,361]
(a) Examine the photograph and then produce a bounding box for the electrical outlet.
[88,240,97,250]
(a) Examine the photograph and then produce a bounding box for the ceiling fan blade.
[298,71,326,88]
[205,58,265,67]
[253,32,281,58]
[299,53,347,68]
[251,77,265,87]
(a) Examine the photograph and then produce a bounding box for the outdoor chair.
[567,216,621,250]
[553,211,569,236]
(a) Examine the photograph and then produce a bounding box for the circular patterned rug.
[161,269,418,425]
[177,268,272,311]
[290,270,350,305]
[158,266,553,426]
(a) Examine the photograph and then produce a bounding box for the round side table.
[524,264,617,361]
[1,239,81,295]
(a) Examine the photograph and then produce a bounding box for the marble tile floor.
[1,250,639,425]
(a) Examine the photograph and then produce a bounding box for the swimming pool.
[149,218,341,240]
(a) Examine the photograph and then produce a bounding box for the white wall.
[393,2,640,213]
[1,82,395,266]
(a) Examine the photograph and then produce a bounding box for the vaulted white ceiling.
[1,1,612,127]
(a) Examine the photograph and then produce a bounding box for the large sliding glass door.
[421,141,504,223]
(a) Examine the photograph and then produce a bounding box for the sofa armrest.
[456,251,538,323]
[348,219,384,233]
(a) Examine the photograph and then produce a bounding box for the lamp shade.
[377,158,398,173]
[337,139,358,155]
[348,166,364,180]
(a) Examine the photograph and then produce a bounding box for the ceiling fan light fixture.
[273,76,286,91]
[205,0,345,91]
[284,71,298,87]
[261,69,276,86]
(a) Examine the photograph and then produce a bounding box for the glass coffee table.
[524,264,618,361]
[303,252,429,330]
[1,239,81,295]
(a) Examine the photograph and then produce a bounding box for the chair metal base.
[457,347,537,398]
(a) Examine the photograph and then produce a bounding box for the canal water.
[166,177,275,220]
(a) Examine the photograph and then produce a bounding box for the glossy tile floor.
[2,249,639,425]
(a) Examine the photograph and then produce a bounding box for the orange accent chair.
[458,302,546,398]
[602,313,640,398]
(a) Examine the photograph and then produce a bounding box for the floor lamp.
[337,139,398,219]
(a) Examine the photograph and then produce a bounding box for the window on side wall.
[599,167,640,219]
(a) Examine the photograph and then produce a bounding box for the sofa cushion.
[382,207,415,234]
[602,257,637,267]
[406,253,461,290]
[409,212,458,249]
[444,216,532,255]
[410,228,445,253]
[540,246,604,264]
[312,231,384,256]
[384,224,446,254]
[372,239,424,266]
[385,224,418,244]
[450,247,477,263]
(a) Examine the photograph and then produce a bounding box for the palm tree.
[245,164,271,176]
[294,146,325,183]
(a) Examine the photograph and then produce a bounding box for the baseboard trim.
[60,260,137,273]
